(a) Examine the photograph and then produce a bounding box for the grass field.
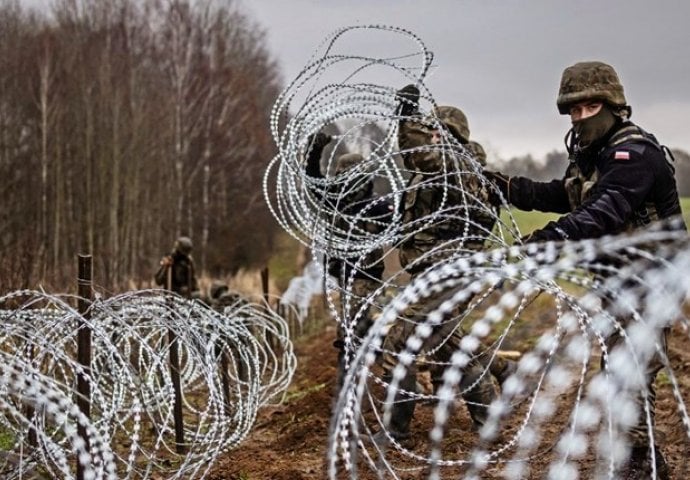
[500,197,690,240]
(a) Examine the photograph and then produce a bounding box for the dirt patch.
[208,320,690,479]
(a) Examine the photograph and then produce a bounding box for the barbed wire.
[264,24,690,479]
[0,289,296,479]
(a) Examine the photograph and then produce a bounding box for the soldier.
[374,85,515,445]
[154,236,199,299]
[485,61,683,479]
[304,133,393,390]
[467,140,503,239]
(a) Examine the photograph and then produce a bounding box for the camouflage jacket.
[305,141,392,282]
[154,252,198,298]
[398,117,494,274]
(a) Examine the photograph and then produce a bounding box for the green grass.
[681,197,690,226]
[267,231,303,291]
[0,427,14,450]
[497,197,690,243]
[283,382,327,404]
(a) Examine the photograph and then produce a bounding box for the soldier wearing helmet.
[304,132,393,390]
[487,61,682,241]
[485,61,684,479]
[155,236,199,298]
[371,85,515,448]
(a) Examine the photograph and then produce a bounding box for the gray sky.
[241,0,690,161]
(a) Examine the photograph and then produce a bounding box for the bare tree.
[0,0,282,292]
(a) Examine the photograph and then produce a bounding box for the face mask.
[572,105,617,149]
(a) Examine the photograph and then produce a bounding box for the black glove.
[520,230,546,244]
[483,170,511,204]
[305,132,332,178]
[520,224,561,244]
[395,84,420,117]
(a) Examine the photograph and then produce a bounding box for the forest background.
[2,0,690,295]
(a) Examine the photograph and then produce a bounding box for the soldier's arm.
[154,256,171,286]
[395,85,424,170]
[486,172,571,213]
[305,133,331,179]
[510,176,571,213]
[532,148,654,241]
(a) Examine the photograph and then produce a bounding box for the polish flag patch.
[614,151,630,160]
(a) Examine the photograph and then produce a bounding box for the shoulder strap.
[607,124,661,151]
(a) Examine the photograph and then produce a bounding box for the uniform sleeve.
[154,260,168,286]
[305,142,325,179]
[534,149,654,240]
[398,116,433,171]
[507,176,572,214]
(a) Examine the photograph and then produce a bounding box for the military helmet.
[174,236,193,255]
[432,106,470,143]
[557,61,627,114]
[466,141,487,166]
[335,153,364,174]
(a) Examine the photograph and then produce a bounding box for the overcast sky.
[241,0,690,161]
[18,0,690,161]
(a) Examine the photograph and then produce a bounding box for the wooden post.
[260,267,269,306]
[26,344,37,447]
[219,349,232,415]
[260,267,278,348]
[76,254,93,480]
[168,328,186,453]
[165,261,186,454]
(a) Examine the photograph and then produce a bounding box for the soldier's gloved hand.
[483,170,511,203]
[306,132,332,151]
[395,84,420,117]
[520,229,549,244]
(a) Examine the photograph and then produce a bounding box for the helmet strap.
[564,128,577,157]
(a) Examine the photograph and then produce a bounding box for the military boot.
[491,358,517,388]
[621,446,670,480]
[461,373,497,432]
[370,372,417,450]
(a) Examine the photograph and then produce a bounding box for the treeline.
[493,148,690,195]
[0,0,282,292]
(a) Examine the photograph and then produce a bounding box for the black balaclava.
[571,104,618,150]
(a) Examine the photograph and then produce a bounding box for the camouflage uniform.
[487,62,683,479]
[154,236,199,299]
[467,140,501,238]
[304,134,392,388]
[379,89,512,438]
[397,106,494,273]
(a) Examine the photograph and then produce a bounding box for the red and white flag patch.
[614,151,630,160]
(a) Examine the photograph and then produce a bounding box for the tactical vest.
[397,116,496,273]
[563,124,671,229]
[399,170,492,273]
[333,184,387,280]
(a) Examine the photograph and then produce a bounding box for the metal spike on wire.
[0,289,296,479]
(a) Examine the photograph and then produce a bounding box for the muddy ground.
[208,314,690,480]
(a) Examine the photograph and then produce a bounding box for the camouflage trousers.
[379,287,509,433]
[336,277,382,346]
[334,277,382,389]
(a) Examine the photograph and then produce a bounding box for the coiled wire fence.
[0,272,296,479]
[264,24,690,479]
